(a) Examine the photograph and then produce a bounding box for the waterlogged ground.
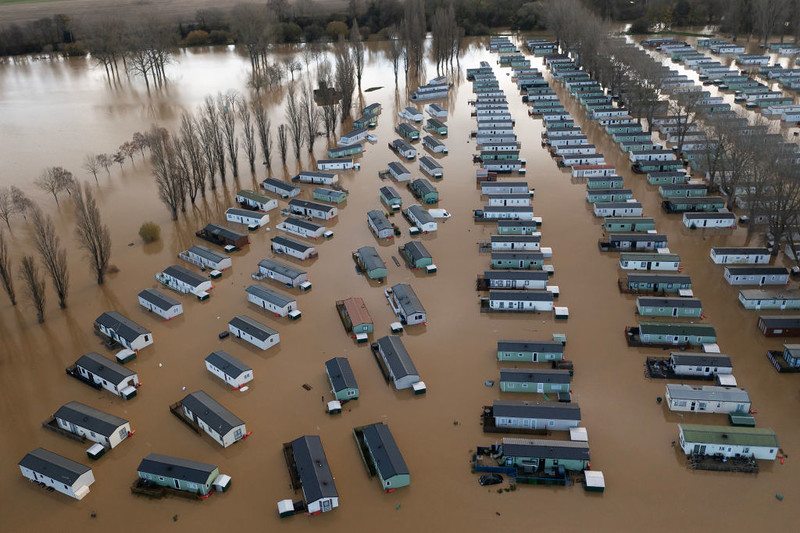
[0,38,797,532]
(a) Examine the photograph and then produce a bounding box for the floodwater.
[0,37,797,532]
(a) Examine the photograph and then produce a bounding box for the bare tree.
[334,40,356,122]
[73,183,112,284]
[431,1,462,74]
[132,131,148,156]
[0,187,22,230]
[753,0,792,48]
[149,126,184,220]
[277,124,288,164]
[20,255,46,323]
[301,84,322,154]
[35,167,75,206]
[30,206,69,309]
[387,25,403,86]
[219,91,240,178]
[239,102,257,174]
[231,4,274,73]
[83,154,101,183]
[0,230,15,305]
[283,56,302,81]
[113,151,126,168]
[402,0,426,77]
[97,154,113,175]
[285,85,304,159]
[350,19,365,89]
[178,113,206,201]
[252,97,273,169]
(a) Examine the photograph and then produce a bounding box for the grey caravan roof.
[325,357,358,392]
[388,162,409,174]
[498,340,564,354]
[403,241,431,262]
[377,336,419,379]
[392,138,414,151]
[491,235,540,243]
[419,155,442,170]
[493,400,581,421]
[19,448,90,485]
[228,315,278,341]
[54,401,128,438]
[289,199,336,214]
[246,284,295,307]
[361,423,409,479]
[357,246,385,272]
[637,297,702,308]
[367,210,393,232]
[391,284,426,316]
[609,233,667,243]
[283,217,324,232]
[380,186,401,201]
[759,315,800,328]
[501,438,590,461]
[497,220,538,228]
[299,171,336,179]
[271,236,313,252]
[490,291,553,302]
[500,368,571,384]
[95,311,150,344]
[258,258,306,280]
[291,435,338,503]
[205,351,252,379]
[181,391,244,436]
[202,223,246,242]
[725,266,789,276]
[226,207,261,219]
[188,244,228,263]
[263,177,299,194]
[161,265,208,288]
[137,453,216,484]
[665,384,750,403]
[670,352,732,368]
[422,135,444,147]
[407,205,435,224]
[76,352,136,385]
[138,288,180,312]
[412,179,437,196]
[483,271,549,281]
[491,252,544,261]
[627,273,691,284]
[712,247,770,256]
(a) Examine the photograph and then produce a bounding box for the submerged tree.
[285,85,304,159]
[30,206,69,309]
[402,0,426,76]
[219,91,240,178]
[251,97,273,169]
[334,41,356,122]
[83,154,101,184]
[277,124,288,165]
[239,101,257,174]
[73,183,112,284]
[149,126,184,220]
[35,167,75,206]
[201,95,226,184]
[19,255,46,323]
[0,230,15,305]
[301,84,322,154]
[350,19,365,89]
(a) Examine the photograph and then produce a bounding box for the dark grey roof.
[299,171,336,179]
[289,199,336,213]
[493,400,581,421]
[419,156,442,170]
[608,233,667,242]
[759,315,800,328]
[137,453,217,484]
[490,290,553,302]
[397,123,418,134]
[205,351,252,378]
[491,235,540,243]
[367,210,393,232]
[202,223,246,242]
[388,162,409,174]
[380,186,401,201]
[19,448,91,485]
[483,270,549,281]
[725,266,789,276]
[501,438,590,461]
[407,205,435,224]
[684,212,736,219]
[228,315,278,341]
[258,258,306,280]
[325,357,358,392]
[246,284,295,307]
[271,236,314,252]
[500,368,571,384]
[75,352,136,385]
[314,187,346,198]
[637,297,702,308]
[54,401,128,438]
[291,435,338,502]
[712,247,770,255]
[670,352,732,368]
[377,336,419,379]
[138,288,180,312]
[497,220,538,227]
[482,205,535,213]
[263,178,300,193]
[402,241,431,262]
[161,265,208,288]
[659,184,707,190]
[666,384,750,403]
[361,423,409,480]
[282,217,324,232]
[357,246,385,272]
[497,340,564,353]
[668,196,725,205]
[188,245,229,263]
[487,193,530,200]
[595,202,643,209]
[95,311,150,344]
[422,135,444,147]
[181,391,244,436]
[390,284,426,316]
[392,138,414,151]
[483,181,528,190]
[226,207,263,219]
[411,179,437,196]
[627,273,691,284]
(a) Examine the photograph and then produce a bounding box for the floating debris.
[302,383,312,391]
[485,380,494,387]
[365,86,383,92]
[395,504,401,510]
[776,493,784,501]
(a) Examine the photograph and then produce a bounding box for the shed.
[137,453,219,496]
[367,210,394,239]
[138,288,183,320]
[205,351,253,388]
[53,401,131,449]
[73,352,139,399]
[325,357,359,400]
[228,315,280,350]
[500,368,571,393]
[492,400,581,430]
[386,284,426,325]
[19,448,94,500]
[288,436,338,514]
[95,311,153,352]
[156,265,213,296]
[257,258,308,287]
[179,391,247,447]
[497,340,564,362]
[678,424,779,460]
[375,336,421,390]
[358,423,410,490]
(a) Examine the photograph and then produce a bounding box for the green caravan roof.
[639,322,716,336]
[680,424,778,447]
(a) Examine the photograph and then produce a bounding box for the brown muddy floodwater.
[0,37,797,533]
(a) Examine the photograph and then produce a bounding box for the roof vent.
[722,434,728,439]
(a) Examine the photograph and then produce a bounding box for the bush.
[139,222,161,243]
[628,17,651,34]
[208,30,231,45]
[183,30,210,46]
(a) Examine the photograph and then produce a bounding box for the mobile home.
[156,265,213,297]
[488,290,554,311]
[724,266,790,286]
[678,424,778,460]
[228,315,280,350]
[294,170,339,185]
[385,284,426,325]
[19,448,94,500]
[375,336,421,390]
[619,253,681,271]
[497,340,564,362]
[271,236,318,261]
[636,297,703,317]
[288,199,338,221]
[355,246,387,280]
[237,190,278,212]
[205,351,253,389]
[225,208,269,228]
[179,391,247,447]
[53,401,131,449]
[184,245,232,271]
[326,357,359,400]
[278,217,326,239]
[490,400,580,431]
[72,352,139,399]
[245,284,297,316]
[665,385,750,414]
[257,258,308,288]
[710,247,770,264]
[367,210,394,239]
[286,436,338,514]
[94,311,153,352]
[683,212,736,228]
[262,178,300,198]
[405,205,438,233]
[137,454,219,496]
[138,288,183,320]
[356,423,410,491]
[739,288,800,310]
[336,297,373,335]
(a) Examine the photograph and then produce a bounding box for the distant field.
[0,0,349,25]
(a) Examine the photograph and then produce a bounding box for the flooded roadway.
[0,37,797,532]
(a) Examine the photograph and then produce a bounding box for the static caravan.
[237,190,278,212]
[388,162,411,182]
[572,165,617,178]
[481,181,530,195]
[287,436,339,514]
[619,253,681,271]
[488,290,554,312]
[663,196,725,213]
[294,171,339,185]
[487,194,531,207]
[497,220,540,235]
[409,179,439,204]
[363,103,382,116]
[710,247,771,265]
[357,423,410,491]
[353,114,376,129]
[288,199,338,221]
[53,401,131,449]
[205,351,253,388]
[396,123,420,141]
[490,400,580,431]
[422,135,448,153]
[497,340,564,362]
[586,189,633,203]
[138,289,183,320]
[336,297,373,335]
[665,385,750,414]
[593,202,643,218]
[491,235,540,251]
[94,311,153,352]
[137,454,219,496]
[18,448,94,500]
[184,245,232,271]
[385,284,426,325]
[635,322,717,345]
[367,210,394,240]
[559,153,606,168]
[262,178,300,198]
[683,212,736,228]
[679,424,779,460]
[225,208,269,228]
[603,217,656,232]
[491,252,544,270]
[390,138,417,159]
[399,106,424,122]
[758,315,800,337]
[326,357,359,400]
[228,315,280,350]
[257,258,308,288]
[355,246,387,280]
[480,270,549,290]
[626,273,692,293]
[399,241,433,270]
[424,118,448,135]
[380,186,403,210]
[246,284,297,317]
[156,265,213,297]
[375,335,422,391]
[483,159,526,173]
[603,233,667,251]
[313,188,347,204]
[497,437,590,472]
[476,206,535,221]
[405,205,438,233]
[739,288,800,310]
[658,184,708,198]
[328,143,363,158]
[586,175,624,189]
[73,352,139,399]
[179,391,247,447]
[278,217,325,240]
[339,128,369,145]
[419,156,443,179]
[426,103,447,118]
[669,353,733,377]
[636,297,702,317]
[196,224,249,249]
[724,266,790,286]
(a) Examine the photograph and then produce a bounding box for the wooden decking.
[352,426,378,478]
[65,364,103,390]
[617,278,669,296]
[369,343,392,384]
[481,406,549,435]
[130,479,205,500]
[41,416,86,443]
[282,442,302,491]
[169,402,201,434]
[687,454,759,473]
[645,357,714,380]
[766,350,800,373]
